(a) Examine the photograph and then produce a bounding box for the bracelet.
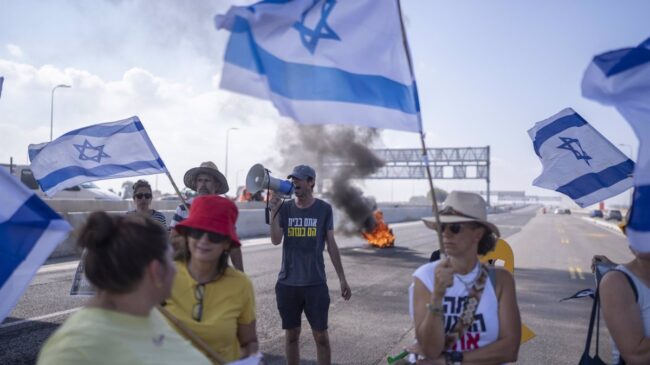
[426,303,444,317]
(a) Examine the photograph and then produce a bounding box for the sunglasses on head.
[134,193,152,199]
[186,228,229,243]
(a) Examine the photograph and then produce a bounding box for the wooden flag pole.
[397,0,444,249]
[157,305,227,365]
[165,170,189,211]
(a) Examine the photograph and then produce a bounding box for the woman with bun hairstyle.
[37,212,210,365]
[164,195,259,362]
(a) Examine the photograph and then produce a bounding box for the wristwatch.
[445,351,463,365]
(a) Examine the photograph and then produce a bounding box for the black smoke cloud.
[271,124,384,234]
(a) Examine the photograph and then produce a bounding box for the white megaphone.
[246,163,294,196]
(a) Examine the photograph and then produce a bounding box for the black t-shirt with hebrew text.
[278,199,333,286]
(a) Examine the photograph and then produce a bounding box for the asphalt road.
[0,206,633,364]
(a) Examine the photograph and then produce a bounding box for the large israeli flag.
[582,37,650,252]
[0,169,71,322]
[29,116,167,196]
[215,0,421,133]
[528,108,634,208]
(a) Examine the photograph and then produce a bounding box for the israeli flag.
[528,108,634,208]
[0,169,71,323]
[215,0,421,133]
[29,116,167,196]
[582,37,650,253]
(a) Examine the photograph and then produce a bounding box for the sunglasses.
[186,228,229,243]
[440,223,463,234]
[134,193,152,200]
[441,222,482,234]
[192,283,205,322]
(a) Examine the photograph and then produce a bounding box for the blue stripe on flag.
[225,16,419,115]
[556,159,635,199]
[533,113,587,157]
[61,120,144,139]
[593,38,650,77]
[629,185,650,232]
[0,194,59,287]
[39,159,165,191]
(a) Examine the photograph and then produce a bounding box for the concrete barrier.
[49,203,434,259]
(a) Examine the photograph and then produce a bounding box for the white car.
[3,164,121,200]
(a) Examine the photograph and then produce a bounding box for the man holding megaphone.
[268,164,351,365]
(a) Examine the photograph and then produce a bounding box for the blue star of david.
[292,0,341,54]
[73,139,110,163]
[557,136,592,166]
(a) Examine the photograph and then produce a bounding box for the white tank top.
[611,265,650,364]
[413,261,500,352]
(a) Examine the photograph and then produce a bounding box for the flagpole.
[157,305,226,365]
[165,170,189,211]
[397,0,444,249]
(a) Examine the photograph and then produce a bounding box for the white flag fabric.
[0,169,71,323]
[215,0,422,133]
[528,108,634,207]
[29,116,167,196]
[582,37,650,252]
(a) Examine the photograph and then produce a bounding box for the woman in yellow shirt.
[165,195,259,362]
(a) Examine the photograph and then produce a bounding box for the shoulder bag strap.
[445,264,489,348]
[582,288,600,358]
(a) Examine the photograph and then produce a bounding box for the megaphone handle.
[265,169,272,225]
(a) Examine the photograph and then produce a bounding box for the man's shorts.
[275,282,330,331]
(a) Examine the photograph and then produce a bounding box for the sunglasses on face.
[441,222,482,234]
[192,283,205,322]
[440,223,463,234]
[186,228,229,243]
[134,193,152,200]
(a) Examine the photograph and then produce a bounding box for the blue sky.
[0,0,647,206]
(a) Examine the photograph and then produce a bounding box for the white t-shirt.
[413,261,500,352]
[611,265,650,364]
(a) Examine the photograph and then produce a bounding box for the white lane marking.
[38,261,79,273]
[0,307,82,329]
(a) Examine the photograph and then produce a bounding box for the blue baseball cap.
[288,165,316,180]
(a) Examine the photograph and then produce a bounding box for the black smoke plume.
[270,124,384,234]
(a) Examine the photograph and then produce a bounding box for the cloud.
[0,58,282,191]
[6,44,24,59]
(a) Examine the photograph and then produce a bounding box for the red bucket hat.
[175,195,241,247]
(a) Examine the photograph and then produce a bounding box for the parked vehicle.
[1,163,121,200]
[605,210,623,221]
[554,208,571,215]
[590,210,604,218]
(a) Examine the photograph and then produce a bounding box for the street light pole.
[50,84,71,141]
[225,128,239,184]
